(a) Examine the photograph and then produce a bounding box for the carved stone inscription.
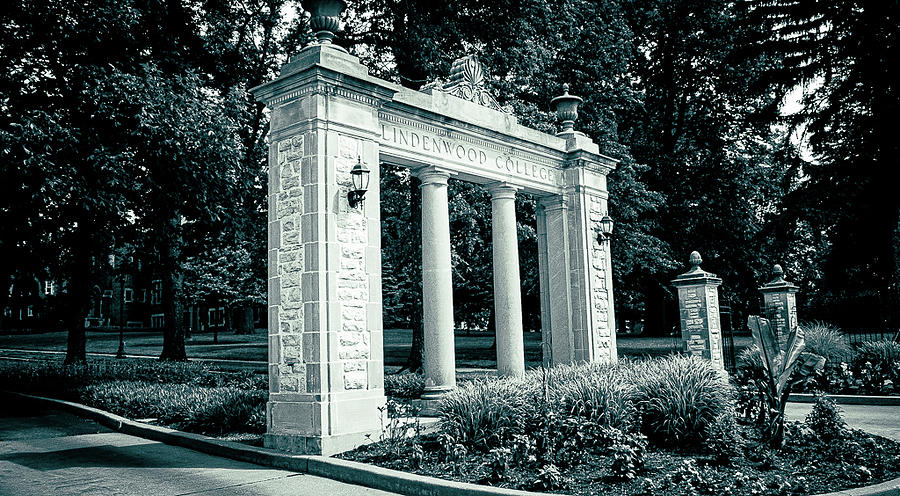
[677,285,723,368]
[378,121,562,189]
[763,291,797,351]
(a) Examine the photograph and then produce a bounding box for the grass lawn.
[0,327,753,368]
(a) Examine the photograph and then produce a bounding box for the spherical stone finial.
[550,82,583,135]
[689,251,703,268]
[769,263,787,284]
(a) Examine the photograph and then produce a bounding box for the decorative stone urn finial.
[302,0,347,45]
[550,83,584,135]
[689,251,703,270]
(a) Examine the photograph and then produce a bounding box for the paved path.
[0,407,398,496]
[784,402,900,441]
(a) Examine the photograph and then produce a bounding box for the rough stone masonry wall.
[271,135,305,393]
[588,195,612,356]
[334,134,370,391]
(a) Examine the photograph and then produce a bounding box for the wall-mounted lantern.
[347,156,370,208]
[596,215,614,243]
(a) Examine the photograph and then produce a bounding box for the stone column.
[759,264,799,350]
[487,183,525,377]
[417,167,456,399]
[672,251,724,369]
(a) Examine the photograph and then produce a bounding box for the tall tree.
[620,0,787,332]
[748,0,900,327]
[1,0,146,362]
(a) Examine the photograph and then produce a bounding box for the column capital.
[538,195,567,212]
[412,166,455,186]
[485,181,520,200]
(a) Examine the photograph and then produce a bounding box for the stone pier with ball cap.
[760,264,800,351]
[673,251,725,369]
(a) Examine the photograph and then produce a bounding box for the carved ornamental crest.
[423,55,509,113]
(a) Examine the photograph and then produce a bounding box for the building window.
[27,305,33,317]
[141,289,147,303]
[123,288,133,303]
[151,313,165,328]
[150,280,162,305]
[44,281,54,296]
[102,289,113,298]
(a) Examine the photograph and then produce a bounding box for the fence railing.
[841,328,900,346]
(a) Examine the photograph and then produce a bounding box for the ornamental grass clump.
[439,375,539,449]
[800,322,853,393]
[550,362,636,430]
[803,322,852,364]
[630,354,733,448]
[81,381,266,436]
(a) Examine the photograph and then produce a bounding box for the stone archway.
[251,11,617,456]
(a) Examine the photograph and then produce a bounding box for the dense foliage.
[3,0,897,359]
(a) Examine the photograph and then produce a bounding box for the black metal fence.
[841,328,900,346]
[721,305,737,373]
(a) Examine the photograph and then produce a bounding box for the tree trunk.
[159,214,187,361]
[233,306,254,334]
[64,234,94,364]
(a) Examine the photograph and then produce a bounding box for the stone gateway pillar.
[759,264,799,350]
[251,44,395,455]
[672,251,725,369]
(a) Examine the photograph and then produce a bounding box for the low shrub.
[384,372,425,399]
[852,341,900,394]
[805,396,846,442]
[631,354,734,448]
[80,381,266,436]
[603,427,648,481]
[704,408,743,464]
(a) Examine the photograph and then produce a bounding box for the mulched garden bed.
[339,423,900,495]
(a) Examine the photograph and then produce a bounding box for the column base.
[410,398,446,417]
[264,430,380,456]
[420,384,454,401]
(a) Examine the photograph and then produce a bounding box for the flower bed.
[342,357,900,495]
[773,323,900,396]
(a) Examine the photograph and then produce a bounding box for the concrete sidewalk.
[0,408,398,496]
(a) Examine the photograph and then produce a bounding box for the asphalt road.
[0,406,399,496]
